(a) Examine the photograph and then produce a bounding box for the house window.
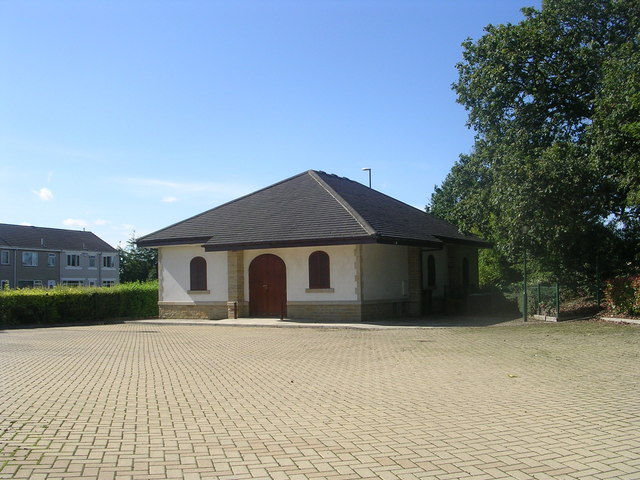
[189,256,207,291]
[48,280,56,289]
[1,250,9,265]
[62,280,83,287]
[18,280,35,288]
[88,255,96,268]
[67,254,80,267]
[102,280,115,287]
[427,255,436,288]
[103,255,115,268]
[48,253,56,267]
[22,252,38,267]
[1,280,10,290]
[308,251,330,289]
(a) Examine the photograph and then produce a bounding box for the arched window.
[427,255,436,287]
[308,251,330,289]
[190,256,207,291]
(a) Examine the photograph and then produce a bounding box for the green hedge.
[0,281,158,328]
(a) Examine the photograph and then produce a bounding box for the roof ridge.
[308,171,377,237]
[0,223,96,235]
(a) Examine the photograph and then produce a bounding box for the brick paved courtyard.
[1,321,639,479]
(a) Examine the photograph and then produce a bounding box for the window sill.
[305,288,334,293]
[188,290,211,294]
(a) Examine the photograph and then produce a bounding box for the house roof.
[0,223,117,252]
[137,170,489,250]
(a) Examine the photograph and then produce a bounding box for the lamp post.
[522,225,530,322]
[361,168,372,188]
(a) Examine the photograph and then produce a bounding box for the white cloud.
[162,196,178,203]
[33,187,54,201]
[63,218,89,228]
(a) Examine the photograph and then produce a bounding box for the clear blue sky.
[1,0,540,248]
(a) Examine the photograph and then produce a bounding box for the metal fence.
[514,283,561,319]
[532,283,560,317]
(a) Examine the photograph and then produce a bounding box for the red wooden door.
[249,254,287,317]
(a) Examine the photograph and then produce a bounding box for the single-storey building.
[137,170,489,322]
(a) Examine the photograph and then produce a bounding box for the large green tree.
[118,235,158,283]
[430,0,639,286]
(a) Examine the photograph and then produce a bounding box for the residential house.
[137,170,490,322]
[0,224,119,289]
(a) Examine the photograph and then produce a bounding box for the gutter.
[433,235,492,248]
[203,236,379,252]
[137,236,213,248]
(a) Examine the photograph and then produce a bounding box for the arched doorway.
[249,254,287,317]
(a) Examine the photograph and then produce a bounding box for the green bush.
[0,281,158,328]
[604,276,640,316]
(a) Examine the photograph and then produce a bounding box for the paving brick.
[1,321,639,479]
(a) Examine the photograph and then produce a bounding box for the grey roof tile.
[0,224,117,252]
[137,170,488,249]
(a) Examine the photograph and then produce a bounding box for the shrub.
[603,276,640,316]
[0,281,158,328]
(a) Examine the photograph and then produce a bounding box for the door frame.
[248,254,287,318]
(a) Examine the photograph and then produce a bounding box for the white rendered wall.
[158,245,228,303]
[243,245,359,302]
[361,244,409,301]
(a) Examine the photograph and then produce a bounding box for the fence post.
[537,283,541,315]
[555,283,560,318]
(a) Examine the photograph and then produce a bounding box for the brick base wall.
[288,300,412,322]
[159,303,228,320]
[160,300,414,322]
[287,302,362,323]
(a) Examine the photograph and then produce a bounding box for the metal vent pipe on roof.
[361,168,372,188]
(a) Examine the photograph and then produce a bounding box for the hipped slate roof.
[0,223,116,252]
[137,170,489,250]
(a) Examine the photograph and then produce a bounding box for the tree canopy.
[429,0,639,286]
[118,235,158,283]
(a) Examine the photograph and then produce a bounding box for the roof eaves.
[375,235,443,249]
[433,235,492,248]
[203,235,379,252]
[137,236,213,248]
